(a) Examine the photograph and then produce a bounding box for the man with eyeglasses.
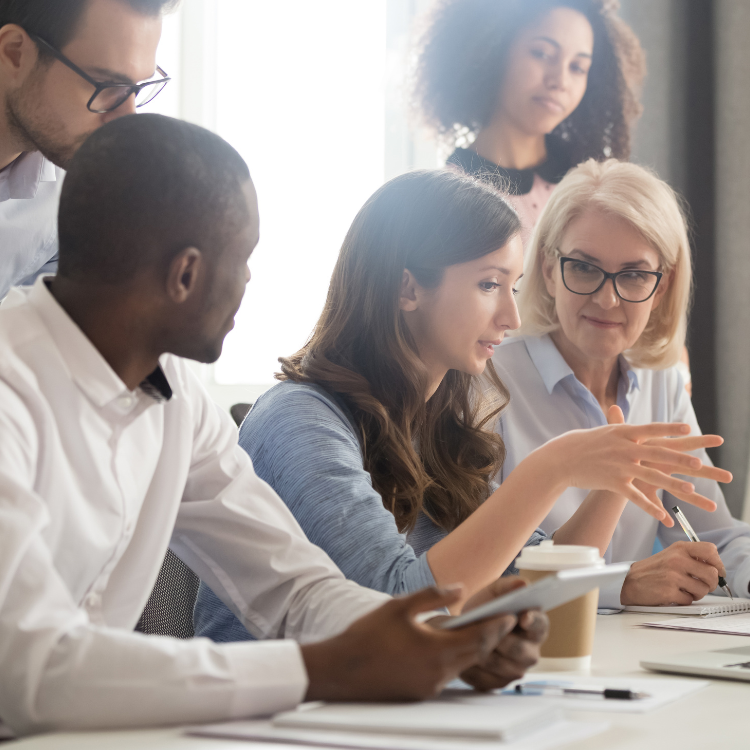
[0,0,175,300]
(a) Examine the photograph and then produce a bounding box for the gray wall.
[620,0,750,519]
[715,0,750,520]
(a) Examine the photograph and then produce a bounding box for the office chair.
[135,549,199,639]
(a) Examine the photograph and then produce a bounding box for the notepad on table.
[642,612,750,636]
[624,594,750,618]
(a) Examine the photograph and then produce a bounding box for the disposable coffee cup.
[515,540,604,672]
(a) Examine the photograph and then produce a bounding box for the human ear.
[398,269,420,312]
[0,25,40,84]
[649,269,671,310]
[541,253,557,298]
[166,247,203,304]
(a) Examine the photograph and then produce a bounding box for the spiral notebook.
[624,594,750,619]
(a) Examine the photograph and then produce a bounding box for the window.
[147,0,437,408]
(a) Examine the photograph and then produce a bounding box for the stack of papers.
[643,612,750,635]
[189,698,608,749]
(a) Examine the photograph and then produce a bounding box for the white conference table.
[8,612,750,750]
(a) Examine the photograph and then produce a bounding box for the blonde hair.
[518,159,692,369]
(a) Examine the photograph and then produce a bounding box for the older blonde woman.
[493,158,740,608]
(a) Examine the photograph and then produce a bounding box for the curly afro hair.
[410,0,645,163]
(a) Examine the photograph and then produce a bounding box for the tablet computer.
[440,563,631,630]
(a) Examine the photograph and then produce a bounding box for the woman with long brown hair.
[194,169,718,644]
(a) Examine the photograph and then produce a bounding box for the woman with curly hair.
[411,0,645,245]
[193,169,720,644]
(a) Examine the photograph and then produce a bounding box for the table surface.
[8,612,750,750]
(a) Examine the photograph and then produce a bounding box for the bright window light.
[212,1,387,385]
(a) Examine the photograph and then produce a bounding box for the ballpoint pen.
[672,504,733,599]
[514,683,650,700]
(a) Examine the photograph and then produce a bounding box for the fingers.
[645,435,724,451]
[622,422,691,440]
[446,614,518,665]
[607,405,625,425]
[517,610,549,643]
[681,541,727,578]
[662,486,717,515]
[637,445,703,471]
[641,461,733,484]
[632,465,696,498]
[620,483,667,521]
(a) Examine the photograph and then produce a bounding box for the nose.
[102,93,138,123]
[495,291,522,332]
[590,277,620,309]
[245,265,251,284]
[545,60,567,91]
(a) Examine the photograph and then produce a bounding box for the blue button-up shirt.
[0,152,62,300]
[493,334,750,608]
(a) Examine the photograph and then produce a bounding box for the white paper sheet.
[187,718,608,750]
[482,673,708,713]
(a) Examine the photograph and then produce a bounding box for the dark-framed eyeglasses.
[31,34,170,114]
[559,256,663,303]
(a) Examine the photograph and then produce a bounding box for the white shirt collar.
[0,151,59,202]
[524,333,640,395]
[27,277,172,407]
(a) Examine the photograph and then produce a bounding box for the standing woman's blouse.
[493,334,750,607]
[194,380,546,642]
[447,136,570,248]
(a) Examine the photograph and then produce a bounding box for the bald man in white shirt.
[0,113,547,736]
[0,0,176,299]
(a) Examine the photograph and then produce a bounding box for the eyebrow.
[86,66,147,85]
[531,36,593,59]
[568,249,656,270]
[479,265,512,275]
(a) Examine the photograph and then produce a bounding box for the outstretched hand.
[549,406,729,525]
[301,585,518,703]
[605,405,732,527]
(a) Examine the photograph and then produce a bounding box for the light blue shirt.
[0,152,62,300]
[493,334,750,608]
[194,381,546,642]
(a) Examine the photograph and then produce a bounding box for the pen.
[514,683,649,700]
[672,504,733,599]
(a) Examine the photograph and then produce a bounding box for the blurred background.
[144,0,750,521]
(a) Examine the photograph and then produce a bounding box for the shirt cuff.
[596,561,634,611]
[225,639,308,719]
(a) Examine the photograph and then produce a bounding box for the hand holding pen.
[672,505,733,599]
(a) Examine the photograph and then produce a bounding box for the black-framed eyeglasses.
[559,256,663,303]
[31,34,170,114]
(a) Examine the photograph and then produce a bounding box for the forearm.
[427,444,567,607]
[552,490,628,556]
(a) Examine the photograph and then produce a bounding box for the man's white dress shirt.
[0,278,389,735]
[493,334,750,609]
[0,152,63,299]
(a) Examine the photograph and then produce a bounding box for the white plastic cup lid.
[515,539,604,571]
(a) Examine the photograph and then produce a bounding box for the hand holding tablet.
[440,563,631,630]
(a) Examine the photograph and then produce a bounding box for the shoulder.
[240,381,360,452]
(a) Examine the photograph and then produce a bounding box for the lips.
[533,96,565,113]
[582,315,622,328]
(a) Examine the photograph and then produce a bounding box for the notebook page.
[624,595,750,618]
[642,612,750,635]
